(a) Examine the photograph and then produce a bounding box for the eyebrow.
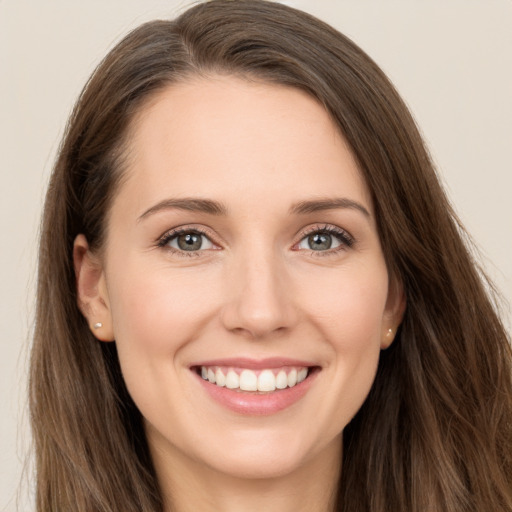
[138,196,370,222]
[289,198,371,218]
[138,198,228,221]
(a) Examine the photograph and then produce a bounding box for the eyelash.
[295,225,355,256]
[157,226,216,258]
[156,224,355,257]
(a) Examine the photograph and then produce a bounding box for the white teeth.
[257,369,276,392]
[275,370,288,389]
[199,366,310,392]
[215,368,226,387]
[225,370,239,389]
[239,369,258,391]
[287,368,297,387]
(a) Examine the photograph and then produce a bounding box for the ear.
[73,234,115,342]
[380,275,406,349]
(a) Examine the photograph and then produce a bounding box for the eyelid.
[156,225,221,251]
[155,223,354,255]
[292,224,355,252]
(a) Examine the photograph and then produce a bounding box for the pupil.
[309,233,331,251]
[178,233,202,251]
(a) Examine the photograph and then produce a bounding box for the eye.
[163,230,215,252]
[296,226,353,252]
[298,232,341,251]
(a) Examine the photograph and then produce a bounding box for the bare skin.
[74,76,404,512]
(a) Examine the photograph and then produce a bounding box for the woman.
[30,1,512,511]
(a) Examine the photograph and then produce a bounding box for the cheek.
[297,263,388,422]
[299,262,389,347]
[109,264,218,353]
[105,265,221,411]
[105,269,220,438]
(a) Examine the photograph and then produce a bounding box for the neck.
[151,435,342,512]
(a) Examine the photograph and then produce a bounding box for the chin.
[191,424,339,481]
[205,447,312,481]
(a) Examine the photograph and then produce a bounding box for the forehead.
[116,76,372,217]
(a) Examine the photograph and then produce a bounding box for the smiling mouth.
[193,365,319,393]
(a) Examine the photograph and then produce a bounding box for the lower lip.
[193,370,318,416]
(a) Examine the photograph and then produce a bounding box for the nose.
[220,247,299,339]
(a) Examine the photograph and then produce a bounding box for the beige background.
[1,1,511,509]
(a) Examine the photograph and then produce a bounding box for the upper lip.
[190,357,318,370]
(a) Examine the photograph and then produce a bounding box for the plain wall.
[1,1,511,509]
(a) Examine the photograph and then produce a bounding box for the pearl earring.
[93,322,103,329]
[387,328,393,337]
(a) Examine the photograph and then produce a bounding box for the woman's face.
[76,76,404,481]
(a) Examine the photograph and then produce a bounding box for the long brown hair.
[30,1,512,510]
